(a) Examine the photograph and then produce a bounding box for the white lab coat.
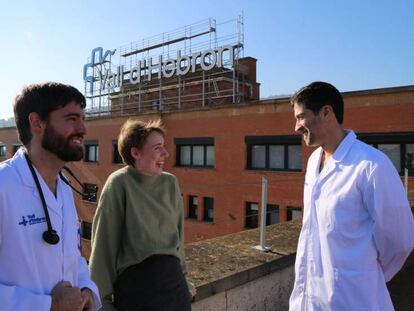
[289,130,414,311]
[0,149,101,310]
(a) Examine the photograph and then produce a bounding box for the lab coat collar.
[12,147,35,189]
[314,130,356,181]
[330,130,357,164]
[13,148,63,217]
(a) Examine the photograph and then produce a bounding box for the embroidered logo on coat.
[18,214,46,226]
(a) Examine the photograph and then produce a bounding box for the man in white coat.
[289,81,414,310]
[0,82,101,311]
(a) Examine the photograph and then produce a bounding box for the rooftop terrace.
[185,196,414,311]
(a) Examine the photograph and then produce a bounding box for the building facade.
[1,18,413,259]
[1,84,414,259]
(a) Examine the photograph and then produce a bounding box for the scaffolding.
[84,16,247,117]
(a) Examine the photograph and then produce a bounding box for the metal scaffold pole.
[254,176,270,252]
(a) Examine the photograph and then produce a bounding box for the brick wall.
[1,86,413,256]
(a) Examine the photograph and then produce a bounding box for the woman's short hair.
[118,119,165,166]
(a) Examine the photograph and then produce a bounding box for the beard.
[41,123,84,162]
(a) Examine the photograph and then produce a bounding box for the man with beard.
[0,82,101,311]
[289,81,414,310]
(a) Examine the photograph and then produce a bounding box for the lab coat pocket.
[335,194,365,236]
[315,194,337,231]
[318,193,363,234]
[333,268,378,310]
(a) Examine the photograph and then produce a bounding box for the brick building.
[0,18,413,259]
[1,84,414,259]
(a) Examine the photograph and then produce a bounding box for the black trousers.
[114,255,191,311]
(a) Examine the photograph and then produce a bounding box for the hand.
[81,287,97,311]
[50,281,86,311]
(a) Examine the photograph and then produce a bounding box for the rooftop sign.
[83,44,238,95]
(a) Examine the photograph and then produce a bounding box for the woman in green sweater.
[89,119,194,311]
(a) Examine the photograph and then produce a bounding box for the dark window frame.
[245,202,282,228]
[245,135,302,172]
[203,197,214,222]
[357,132,414,176]
[266,204,280,225]
[245,202,259,229]
[84,140,99,163]
[287,206,303,221]
[175,137,215,168]
[81,221,92,240]
[0,145,6,157]
[112,140,123,164]
[13,144,22,155]
[188,195,198,220]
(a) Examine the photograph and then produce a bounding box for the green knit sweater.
[89,166,186,311]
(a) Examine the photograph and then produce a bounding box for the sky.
[0,0,413,119]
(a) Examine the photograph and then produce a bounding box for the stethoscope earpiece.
[43,229,60,245]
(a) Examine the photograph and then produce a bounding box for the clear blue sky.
[1,0,413,119]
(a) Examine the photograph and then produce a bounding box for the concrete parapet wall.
[186,220,301,310]
[193,263,294,311]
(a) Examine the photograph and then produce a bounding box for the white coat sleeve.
[77,254,102,310]
[363,158,414,282]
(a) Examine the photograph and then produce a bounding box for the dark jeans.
[114,255,191,311]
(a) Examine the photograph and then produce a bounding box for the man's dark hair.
[14,82,86,146]
[290,81,344,124]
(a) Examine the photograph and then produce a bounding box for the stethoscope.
[24,153,97,245]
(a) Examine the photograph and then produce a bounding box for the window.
[266,204,279,225]
[13,144,22,155]
[251,145,266,169]
[203,197,214,222]
[82,183,98,202]
[287,206,303,221]
[378,144,400,171]
[84,141,99,163]
[246,202,281,228]
[0,145,6,157]
[188,195,198,219]
[406,144,414,173]
[175,137,214,168]
[246,136,302,171]
[81,222,92,240]
[112,140,123,164]
[357,132,414,175]
[245,202,259,228]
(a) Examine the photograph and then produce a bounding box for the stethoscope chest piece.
[43,229,60,245]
